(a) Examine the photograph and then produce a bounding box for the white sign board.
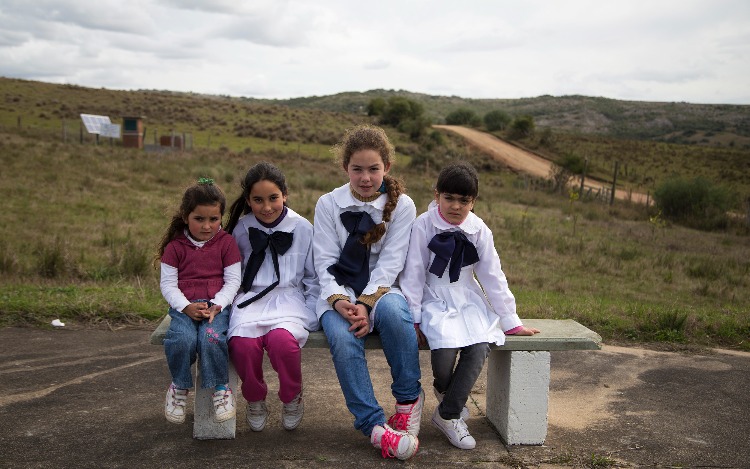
[100,123,121,139]
[80,114,112,134]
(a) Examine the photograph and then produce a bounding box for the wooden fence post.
[610,161,619,206]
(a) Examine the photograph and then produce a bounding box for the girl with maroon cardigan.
[157,178,242,426]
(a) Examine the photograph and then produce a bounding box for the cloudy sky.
[1,0,748,104]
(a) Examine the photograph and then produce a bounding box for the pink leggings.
[228,328,302,404]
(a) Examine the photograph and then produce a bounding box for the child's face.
[435,190,475,225]
[185,204,222,241]
[345,149,391,199]
[247,179,287,225]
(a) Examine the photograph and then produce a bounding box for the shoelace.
[283,398,302,414]
[212,390,229,409]
[379,428,402,459]
[248,403,266,417]
[170,387,187,408]
[387,412,410,431]
[453,418,471,441]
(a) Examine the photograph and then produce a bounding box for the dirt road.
[434,125,651,205]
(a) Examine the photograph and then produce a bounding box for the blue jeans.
[164,303,230,390]
[321,293,422,437]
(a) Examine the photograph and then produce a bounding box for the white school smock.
[228,208,321,347]
[399,201,522,349]
[312,183,416,321]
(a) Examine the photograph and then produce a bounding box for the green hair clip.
[197,177,214,185]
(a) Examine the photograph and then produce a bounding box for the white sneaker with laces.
[165,384,188,424]
[431,407,476,449]
[212,387,236,423]
[433,386,470,421]
[370,424,419,460]
[282,393,304,430]
[386,388,425,436]
[246,401,268,432]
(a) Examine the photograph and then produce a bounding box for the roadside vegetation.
[0,77,748,351]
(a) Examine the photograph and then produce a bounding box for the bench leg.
[193,362,239,440]
[486,350,550,445]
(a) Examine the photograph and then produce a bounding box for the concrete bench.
[150,317,601,444]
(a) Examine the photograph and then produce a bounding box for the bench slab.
[151,318,601,351]
[150,316,601,444]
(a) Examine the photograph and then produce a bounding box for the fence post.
[610,161,619,206]
[579,158,588,195]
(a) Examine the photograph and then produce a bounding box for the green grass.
[0,78,748,351]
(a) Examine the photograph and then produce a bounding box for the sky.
[1,0,749,105]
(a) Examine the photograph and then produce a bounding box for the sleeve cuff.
[327,294,350,307]
[356,286,390,309]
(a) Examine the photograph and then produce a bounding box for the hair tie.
[198,177,214,185]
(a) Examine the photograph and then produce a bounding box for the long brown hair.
[333,125,405,246]
[156,179,227,260]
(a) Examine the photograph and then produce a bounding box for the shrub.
[483,110,511,131]
[653,177,736,230]
[380,97,424,127]
[508,115,535,139]
[445,108,481,127]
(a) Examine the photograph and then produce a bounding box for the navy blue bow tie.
[237,228,293,308]
[428,231,479,282]
[327,211,375,297]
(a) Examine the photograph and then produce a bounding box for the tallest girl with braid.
[313,125,424,461]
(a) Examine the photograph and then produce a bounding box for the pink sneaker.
[370,424,419,460]
[386,388,425,436]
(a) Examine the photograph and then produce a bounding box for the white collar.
[239,207,300,233]
[331,183,387,211]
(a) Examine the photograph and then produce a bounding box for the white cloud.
[0,0,748,103]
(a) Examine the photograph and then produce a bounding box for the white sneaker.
[370,424,419,460]
[246,401,268,432]
[433,386,470,420]
[386,388,425,436]
[212,387,236,423]
[282,393,304,430]
[165,384,188,424]
[431,407,476,449]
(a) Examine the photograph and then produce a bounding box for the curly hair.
[333,125,405,246]
[156,180,227,260]
[225,162,288,235]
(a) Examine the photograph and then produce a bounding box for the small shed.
[122,116,145,149]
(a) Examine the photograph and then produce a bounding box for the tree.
[367,98,386,116]
[508,115,535,139]
[483,110,511,131]
[445,108,480,127]
[380,97,424,127]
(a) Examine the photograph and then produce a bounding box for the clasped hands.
[334,299,370,338]
[182,302,222,323]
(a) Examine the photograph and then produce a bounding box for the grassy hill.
[0,77,748,350]
[261,89,750,147]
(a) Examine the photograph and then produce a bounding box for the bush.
[367,97,386,116]
[483,110,511,131]
[445,108,481,127]
[508,115,535,139]
[380,97,424,127]
[653,177,736,230]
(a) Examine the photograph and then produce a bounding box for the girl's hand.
[414,324,427,348]
[513,326,541,336]
[182,302,209,321]
[348,304,370,338]
[335,299,359,321]
[206,304,222,323]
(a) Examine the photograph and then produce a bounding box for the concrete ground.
[1,326,748,468]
